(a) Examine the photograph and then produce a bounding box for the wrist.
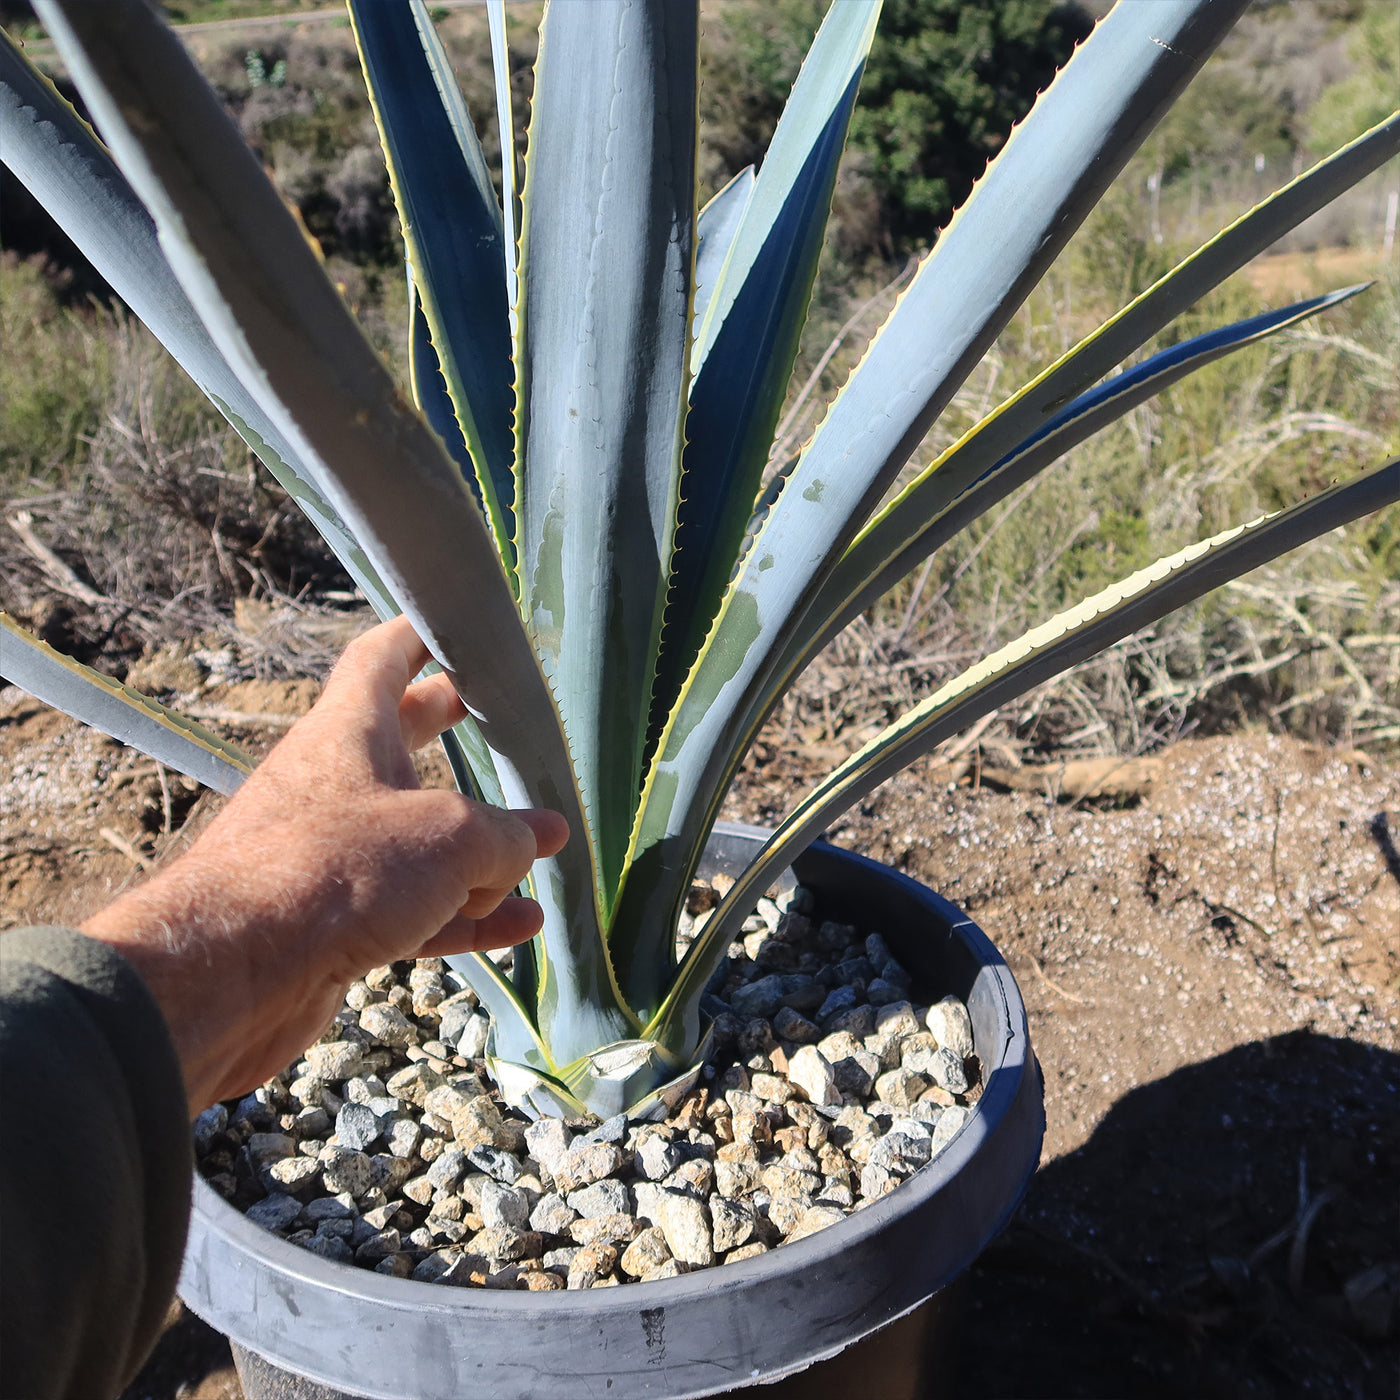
[82,859,256,1111]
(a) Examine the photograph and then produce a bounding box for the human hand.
[81,616,569,1112]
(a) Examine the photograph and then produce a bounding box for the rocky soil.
[2,675,1396,1398]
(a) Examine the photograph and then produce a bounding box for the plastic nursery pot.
[179,822,1045,1400]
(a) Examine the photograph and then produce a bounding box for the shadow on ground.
[955,1032,1398,1399]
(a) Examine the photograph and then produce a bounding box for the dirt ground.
[2,675,1396,1400]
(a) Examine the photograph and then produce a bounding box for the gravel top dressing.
[194,880,982,1291]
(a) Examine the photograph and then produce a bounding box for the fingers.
[418,897,546,958]
[516,807,571,860]
[452,810,570,915]
[399,671,468,751]
[324,615,432,709]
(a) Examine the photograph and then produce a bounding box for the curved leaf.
[692,165,753,333]
[650,455,1400,1050]
[37,0,635,1064]
[349,0,516,560]
[487,0,519,323]
[800,283,1370,667]
[655,0,881,740]
[809,114,1400,642]
[443,950,553,1074]
[0,615,253,795]
[623,0,1247,978]
[0,32,504,812]
[0,32,394,622]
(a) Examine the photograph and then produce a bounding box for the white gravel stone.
[268,1157,323,1194]
[523,1119,573,1180]
[335,1102,381,1152]
[656,1190,714,1267]
[359,1002,419,1048]
[387,1118,422,1159]
[480,1181,530,1229]
[635,1133,684,1182]
[289,1075,328,1108]
[320,1148,374,1198]
[457,1013,490,1060]
[570,1213,643,1247]
[786,1045,841,1106]
[867,1120,933,1174]
[472,1225,543,1264]
[467,1145,524,1183]
[294,1107,333,1141]
[859,1162,898,1200]
[873,1067,927,1109]
[403,1174,434,1206]
[874,1001,921,1040]
[897,1032,941,1076]
[529,1193,578,1236]
[304,1042,367,1081]
[785,1205,847,1241]
[426,1147,467,1193]
[930,1104,969,1152]
[369,1154,413,1194]
[619,1226,673,1279]
[553,1141,624,1193]
[709,1196,756,1253]
[567,1178,630,1218]
[450,1096,504,1149]
[714,1155,760,1198]
[928,1047,970,1095]
[926,997,974,1058]
[385,1062,444,1106]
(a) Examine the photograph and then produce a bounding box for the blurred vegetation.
[1,0,1396,748]
[1306,1,1400,157]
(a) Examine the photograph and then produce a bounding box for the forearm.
[82,845,346,1114]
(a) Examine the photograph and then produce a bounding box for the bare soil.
[2,678,1396,1399]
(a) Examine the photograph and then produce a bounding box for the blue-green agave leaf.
[514,0,698,911]
[37,0,636,1063]
[624,0,1247,972]
[554,1036,687,1121]
[0,615,253,795]
[692,165,754,333]
[655,0,881,738]
[0,29,508,804]
[807,114,1400,646]
[486,1058,589,1119]
[349,0,516,561]
[651,455,1400,1051]
[443,950,553,1076]
[802,283,1371,666]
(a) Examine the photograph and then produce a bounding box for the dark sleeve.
[0,926,192,1400]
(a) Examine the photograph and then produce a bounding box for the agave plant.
[2,1,1396,1118]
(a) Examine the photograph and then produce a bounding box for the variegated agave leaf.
[649,456,1399,1053]
[0,615,253,795]
[619,0,1252,985]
